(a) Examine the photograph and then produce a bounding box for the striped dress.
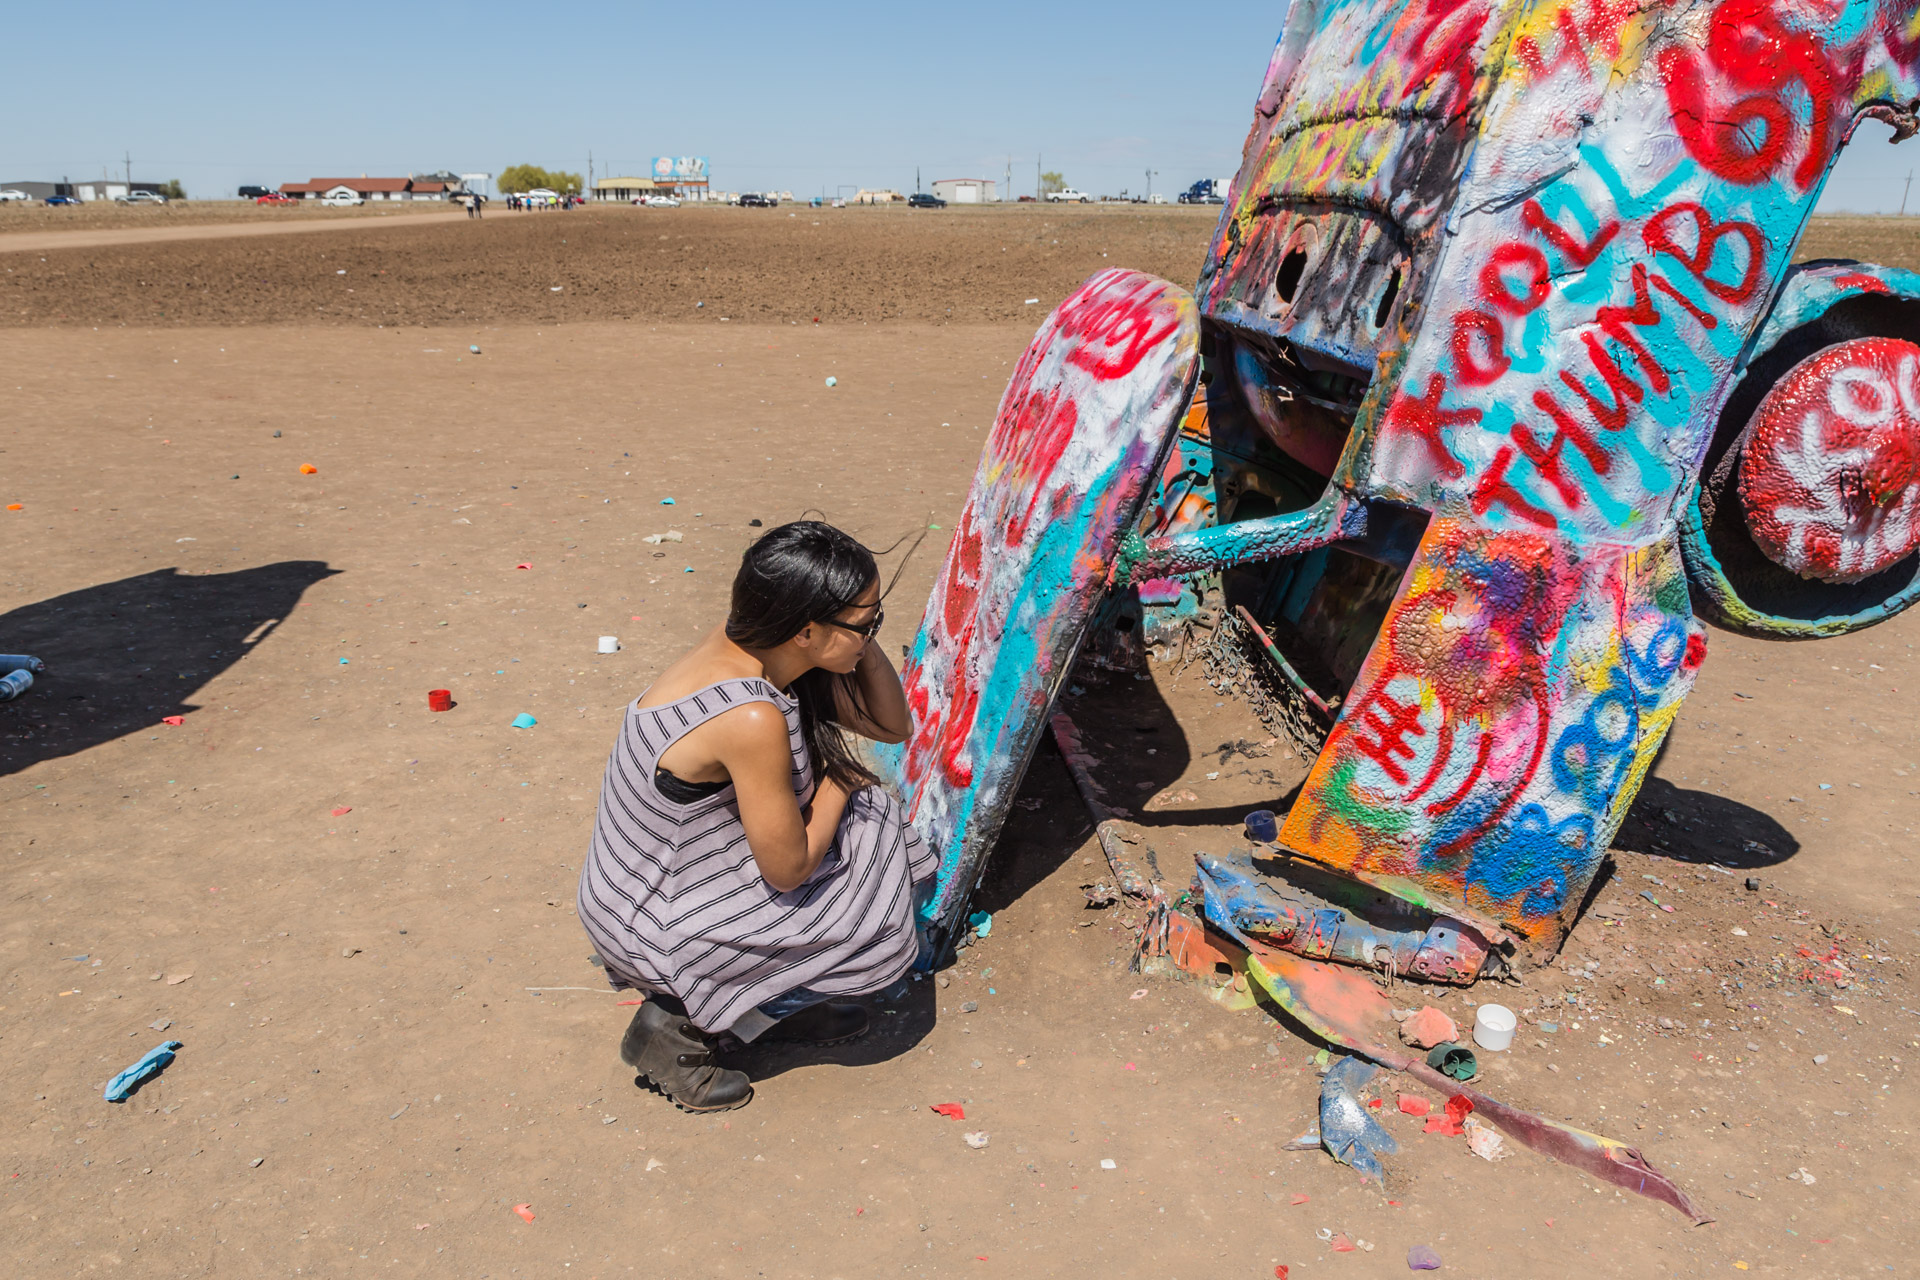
[578,677,935,1036]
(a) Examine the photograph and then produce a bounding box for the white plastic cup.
[597,636,619,654]
[1473,1003,1517,1052]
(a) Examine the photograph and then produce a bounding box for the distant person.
[579,521,933,1113]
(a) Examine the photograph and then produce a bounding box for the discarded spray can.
[0,668,32,702]
[0,654,45,676]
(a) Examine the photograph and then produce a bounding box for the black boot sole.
[632,1072,755,1114]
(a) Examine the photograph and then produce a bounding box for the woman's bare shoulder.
[634,632,775,712]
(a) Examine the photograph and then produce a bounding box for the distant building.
[73,180,164,202]
[931,178,996,204]
[278,177,456,201]
[852,188,904,205]
[0,181,73,200]
[593,177,665,202]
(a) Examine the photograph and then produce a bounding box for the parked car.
[237,185,276,200]
[1044,188,1091,203]
[255,193,295,205]
[44,195,77,206]
[0,189,30,203]
[642,194,681,208]
[319,192,363,207]
[123,190,167,204]
[907,192,947,208]
[738,192,777,207]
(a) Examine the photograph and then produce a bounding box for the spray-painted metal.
[887,0,1920,972]
[875,269,1199,949]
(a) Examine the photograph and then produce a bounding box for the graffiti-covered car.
[881,0,1920,993]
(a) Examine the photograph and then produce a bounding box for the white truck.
[1045,188,1092,203]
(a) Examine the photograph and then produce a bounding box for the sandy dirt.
[0,211,470,258]
[1,208,1917,1278]
[0,198,463,237]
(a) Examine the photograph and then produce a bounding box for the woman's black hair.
[725,520,889,791]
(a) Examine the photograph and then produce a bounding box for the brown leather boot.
[620,1000,753,1113]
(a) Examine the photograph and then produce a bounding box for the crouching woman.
[578,521,934,1112]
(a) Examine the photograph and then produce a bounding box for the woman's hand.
[828,638,912,744]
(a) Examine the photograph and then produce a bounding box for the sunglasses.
[819,606,884,640]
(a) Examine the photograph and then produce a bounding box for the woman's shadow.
[0,561,339,777]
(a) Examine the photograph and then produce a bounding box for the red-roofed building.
[279,176,455,201]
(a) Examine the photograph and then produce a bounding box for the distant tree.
[498,164,585,195]
[160,178,186,201]
[1039,170,1066,196]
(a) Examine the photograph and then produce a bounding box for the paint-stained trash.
[1318,1056,1399,1180]
[330,806,352,817]
[1099,1158,1117,1170]
[968,911,992,939]
[824,376,838,387]
[161,715,184,726]
[963,1131,989,1149]
[1407,1244,1443,1270]
[1398,1007,1458,1050]
[513,1204,535,1223]
[298,463,318,474]
[1244,809,1278,842]
[104,1040,183,1102]
[930,1103,965,1120]
[598,636,620,654]
[641,531,684,544]
[1426,1043,1476,1081]
[1396,1094,1431,1117]
[1463,1114,1508,1161]
[469,345,481,354]
[660,497,676,505]
[511,713,538,728]
[1423,1094,1474,1137]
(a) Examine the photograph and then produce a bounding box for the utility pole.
[1146,168,1156,201]
[916,165,921,194]
[588,149,594,198]
[1903,170,1913,217]
[1037,153,1042,200]
[124,150,131,191]
[1004,155,1011,203]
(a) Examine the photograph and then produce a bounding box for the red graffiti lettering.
[1348,687,1428,786]
[1521,199,1619,270]
[1471,446,1557,527]
[1480,242,1551,315]
[940,516,984,639]
[1649,270,1718,329]
[1056,276,1181,381]
[1451,309,1511,386]
[1383,373,1478,480]
[1561,338,1643,431]
[1514,7,1590,79]
[1590,263,1673,395]
[1002,386,1080,545]
[1644,203,1765,305]
[1662,0,1839,191]
[1401,0,1492,113]
[1532,389,1614,473]
[1516,390,1614,509]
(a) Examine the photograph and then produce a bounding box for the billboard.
[651,156,709,181]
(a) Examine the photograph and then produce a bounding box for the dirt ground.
[2,207,1917,1279]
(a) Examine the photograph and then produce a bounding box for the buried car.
[877,0,1919,1203]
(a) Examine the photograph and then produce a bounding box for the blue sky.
[5,1,1914,212]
